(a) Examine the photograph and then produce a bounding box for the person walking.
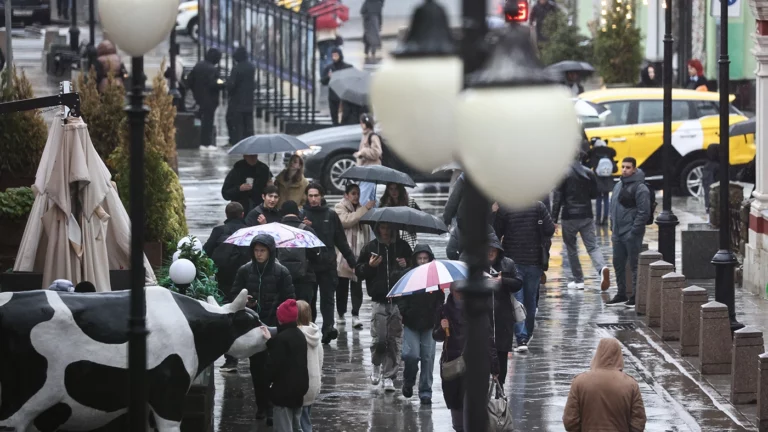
[94,40,127,93]
[279,200,320,309]
[360,0,383,60]
[552,155,611,291]
[302,183,358,344]
[606,157,651,308]
[319,48,352,126]
[562,338,646,431]
[245,185,282,226]
[226,46,256,146]
[443,172,495,259]
[493,201,555,353]
[589,139,617,226]
[356,222,412,391]
[187,48,224,150]
[399,244,443,405]
[356,113,383,207]
[638,64,660,87]
[379,182,421,249]
[203,202,247,258]
[231,235,296,425]
[296,300,322,432]
[685,59,710,91]
[221,154,273,214]
[334,184,374,329]
[275,154,309,208]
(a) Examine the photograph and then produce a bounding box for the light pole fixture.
[97,0,178,428]
[655,0,679,264]
[170,258,196,296]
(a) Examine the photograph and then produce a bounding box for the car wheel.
[680,159,706,197]
[188,17,199,42]
[323,154,356,195]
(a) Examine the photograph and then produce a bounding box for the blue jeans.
[301,405,312,432]
[513,264,543,344]
[595,192,610,222]
[401,326,436,398]
[358,181,378,207]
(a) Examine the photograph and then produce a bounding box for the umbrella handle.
[445,327,450,337]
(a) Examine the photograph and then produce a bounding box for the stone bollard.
[731,326,764,404]
[646,261,674,327]
[758,353,768,430]
[700,301,733,374]
[660,272,685,340]
[637,250,662,316]
[680,286,708,356]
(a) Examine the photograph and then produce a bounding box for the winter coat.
[275,170,309,208]
[244,203,282,227]
[300,322,323,406]
[227,47,256,113]
[610,170,650,240]
[221,158,273,214]
[361,0,383,49]
[187,48,223,109]
[266,322,309,409]
[303,203,357,272]
[552,162,599,223]
[493,202,555,266]
[203,218,247,257]
[355,237,413,304]
[685,75,710,91]
[320,48,353,103]
[433,293,499,410]
[638,65,660,87]
[529,0,557,41]
[342,102,367,125]
[488,234,523,352]
[398,245,444,331]
[279,215,320,284]
[231,234,295,327]
[355,131,383,166]
[442,173,494,251]
[562,338,646,432]
[95,40,126,93]
[334,198,371,280]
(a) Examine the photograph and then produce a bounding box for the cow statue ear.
[230,289,248,311]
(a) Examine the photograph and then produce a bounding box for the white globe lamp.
[169,258,197,285]
[177,236,203,252]
[172,250,181,262]
[99,0,178,57]
[369,0,461,172]
[455,26,580,209]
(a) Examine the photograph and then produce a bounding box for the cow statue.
[0,287,266,432]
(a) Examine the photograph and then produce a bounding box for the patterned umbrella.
[387,260,469,297]
[224,223,325,248]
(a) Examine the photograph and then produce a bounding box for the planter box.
[682,223,719,279]
[176,112,200,150]
[0,175,35,192]
[0,272,43,292]
[145,241,164,269]
[181,364,215,432]
[109,269,132,291]
[0,219,27,271]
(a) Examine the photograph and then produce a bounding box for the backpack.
[276,223,309,280]
[618,181,657,225]
[595,157,614,177]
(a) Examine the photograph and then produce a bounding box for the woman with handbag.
[434,290,499,432]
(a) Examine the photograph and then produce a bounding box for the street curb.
[343,33,399,43]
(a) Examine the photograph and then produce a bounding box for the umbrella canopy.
[730,117,755,137]
[387,260,468,297]
[329,68,371,106]
[228,134,310,155]
[546,60,596,76]
[360,207,449,235]
[340,165,416,187]
[574,99,610,119]
[224,223,326,248]
[431,161,462,174]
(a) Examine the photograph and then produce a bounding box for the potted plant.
[76,67,127,164]
[0,187,34,271]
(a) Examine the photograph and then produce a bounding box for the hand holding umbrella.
[441,318,450,337]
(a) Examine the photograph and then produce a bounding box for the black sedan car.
[0,0,51,27]
[289,125,452,195]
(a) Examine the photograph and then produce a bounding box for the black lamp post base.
[69,27,80,52]
[711,248,741,331]
[655,209,679,264]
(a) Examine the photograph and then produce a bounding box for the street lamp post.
[655,0,680,264]
[69,0,79,51]
[169,30,182,110]
[88,0,95,47]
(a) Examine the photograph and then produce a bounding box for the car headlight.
[296,146,321,157]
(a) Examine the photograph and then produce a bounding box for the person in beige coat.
[355,113,382,207]
[563,338,646,432]
[275,154,309,208]
[334,183,374,329]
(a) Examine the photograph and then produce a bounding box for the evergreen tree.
[0,68,48,178]
[539,11,592,66]
[592,0,643,84]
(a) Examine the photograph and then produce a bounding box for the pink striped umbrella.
[387,260,469,297]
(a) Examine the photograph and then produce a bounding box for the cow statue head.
[208,289,267,359]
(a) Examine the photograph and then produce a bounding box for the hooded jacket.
[355,231,413,304]
[231,235,295,327]
[562,338,646,431]
[320,47,352,102]
[610,170,650,240]
[638,65,660,87]
[303,202,357,271]
[300,322,323,406]
[266,322,309,409]
[397,245,445,331]
[552,162,599,223]
[334,198,371,280]
[488,234,523,352]
[244,203,282,226]
[227,47,256,112]
[187,48,223,109]
[221,158,273,214]
[494,202,555,266]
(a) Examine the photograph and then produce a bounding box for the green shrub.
[0,187,35,220]
[156,235,223,303]
[539,11,592,66]
[592,0,643,84]
[76,67,127,163]
[0,68,48,177]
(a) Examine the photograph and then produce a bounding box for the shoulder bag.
[538,203,551,271]
[440,316,465,381]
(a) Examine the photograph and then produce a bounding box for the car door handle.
[635,132,646,136]
[609,137,627,142]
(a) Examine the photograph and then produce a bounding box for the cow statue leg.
[152,414,181,432]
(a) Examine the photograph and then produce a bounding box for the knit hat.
[281,200,300,217]
[276,299,299,324]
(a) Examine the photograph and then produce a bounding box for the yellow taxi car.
[580,88,755,196]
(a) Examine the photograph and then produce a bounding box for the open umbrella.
[224,223,325,248]
[340,165,416,187]
[730,117,755,136]
[228,134,310,155]
[387,260,468,297]
[574,99,610,119]
[329,68,371,106]
[431,161,462,174]
[360,207,448,235]
[546,60,596,76]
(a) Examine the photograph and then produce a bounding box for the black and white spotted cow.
[0,287,266,432]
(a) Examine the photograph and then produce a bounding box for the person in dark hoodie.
[187,48,224,149]
[222,154,273,214]
[302,183,357,344]
[279,200,320,306]
[399,244,443,404]
[638,64,660,87]
[226,46,256,146]
[588,138,618,226]
[231,234,295,424]
[320,47,352,126]
[356,222,412,392]
[245,185,282,226]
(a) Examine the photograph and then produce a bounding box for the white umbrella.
[573,99,611,119]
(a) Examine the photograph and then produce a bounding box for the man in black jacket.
[187,48,223,149]
[279,200,320,307]
[226,46,256,145]
[203,202,247,257]
[399,244,443,404]
[245,185,282,226]
[222,154,273,214]
[319,47,352,125]
[231,234,295,423]
[552,158,610,291]
[302,183,357,344]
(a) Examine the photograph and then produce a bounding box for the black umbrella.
[730,117,755,137]
[360,207,449,235]
[228,134,310,155]
[329,68,371,106]
[340,165,416,187]
[545,60,596,77]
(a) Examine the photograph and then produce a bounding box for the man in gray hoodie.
[606,157,650,307]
